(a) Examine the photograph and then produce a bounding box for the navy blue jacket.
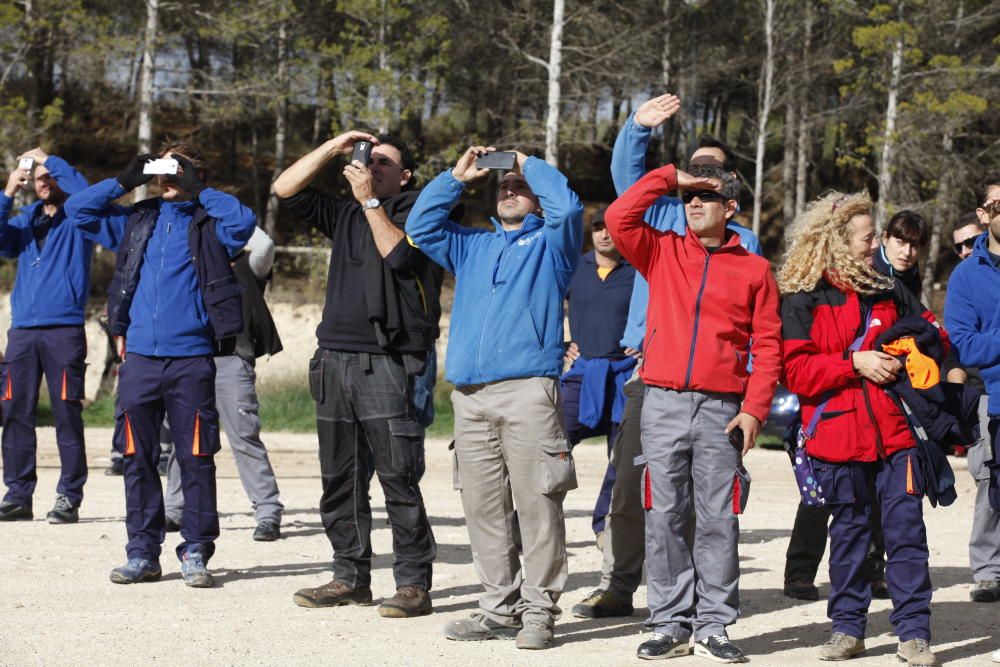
[566,251,635,359]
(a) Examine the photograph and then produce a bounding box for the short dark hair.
[688,163,740,202]
[977,172,1000,207]
[159,138,207,178]
[953,211,981,233]
[694,135,736,171]
[885,210,929,248]
[377,133,416,189]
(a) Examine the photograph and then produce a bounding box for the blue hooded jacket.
[0,156,120,328]
[611,113,763,349]
[65,178,256,357]
[945,233,1000,415]
[406,157,583,386]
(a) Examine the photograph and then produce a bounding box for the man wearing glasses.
[945,176,1000,605]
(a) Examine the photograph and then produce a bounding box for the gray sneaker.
[818,632,865,661]
[443,613,519,641]
[180,550,214,588]
[896,638,937,666]
[516,619,554,650]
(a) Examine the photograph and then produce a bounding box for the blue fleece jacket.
[65,178,256,357]
[0,156,120,328]
[611,113,763,349]
[405,157,583,386]
[945,233,1000,415]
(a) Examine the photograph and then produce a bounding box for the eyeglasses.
[953,237,978,255]
[681,190,727,204]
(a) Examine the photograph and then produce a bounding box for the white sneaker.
[991,648,1000,663]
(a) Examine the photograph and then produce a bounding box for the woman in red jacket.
[779,191,940,667]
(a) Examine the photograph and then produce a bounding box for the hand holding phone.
[143,158,179,176]
[18,157,34,172]
[475,150,516,171]
[351,141,374,165]
[728,427,745,450]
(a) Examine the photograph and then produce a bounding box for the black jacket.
[231,252,282,364]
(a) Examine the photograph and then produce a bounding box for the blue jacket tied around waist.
[405,157,583,386]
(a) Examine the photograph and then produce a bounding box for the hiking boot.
[970,580,1000,603]
[46,495,79,524]
[378,585,432,618]
[0,500,32,521]
[252,520,280,542]
[571,588,634,619]
[819,632,865,661]
[164,517,182,533]
[180,550,214,588]
[105,458,123,476]
[516,618,554,650]
[293,579,373,608]
[694,634,748,663]
[783,580,820,601]
[896,638,937,666]
[109,558,162,584]
[443,613,519,641]
[871,578,890,600]
[637,633,691,660]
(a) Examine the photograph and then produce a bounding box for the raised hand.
[117,153,158,191]
[452,145,493,183]
[326,130,379,156]
[634,94,681,129]
[5,167,30,197]
[168,153,206,196]
[343,160,375,204]
[675,169,722,192]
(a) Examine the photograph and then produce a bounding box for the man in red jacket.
[605,160,782,662]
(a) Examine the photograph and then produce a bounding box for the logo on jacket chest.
[516,231,542,247]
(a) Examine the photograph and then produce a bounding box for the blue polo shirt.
[566,250,636,358]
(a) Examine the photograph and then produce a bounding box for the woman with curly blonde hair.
[779,191,944,666]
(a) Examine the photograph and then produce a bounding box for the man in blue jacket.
[65,142,256,588]
[0,147,119,524]
[406,146,583,650]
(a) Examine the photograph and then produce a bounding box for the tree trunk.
[544,0,565,166]
[794,0,813,216]
[875,4,904,231]
[782,103,796,226]
[375,0,389,134]
[134,0,159,203]
[265,16,288,236]
[752,0,775,236]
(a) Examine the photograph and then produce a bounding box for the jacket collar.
[682,225,744,257]
[972,232,1000,268]
[490,212,544,238]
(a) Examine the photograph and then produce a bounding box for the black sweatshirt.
[281,187,441,354]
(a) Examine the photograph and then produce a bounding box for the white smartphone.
[143,158,178,175]
[18,157,34,171]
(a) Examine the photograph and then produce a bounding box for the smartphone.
[143,158,179,175]
[18,157,35,171]
[728,426,745,450]
[351,141,374,165]
[476,151,516,171]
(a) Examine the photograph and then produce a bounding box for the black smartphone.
[476,150,516,171]
[351,140,374,165]
[728,426,745,450]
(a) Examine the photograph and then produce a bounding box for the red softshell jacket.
[780,279,948,462]
[604,164,782,423]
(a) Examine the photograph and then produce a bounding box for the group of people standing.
[0,89,998,666]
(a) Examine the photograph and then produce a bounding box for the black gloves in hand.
[117,153,157,191]
[166,153,206,197]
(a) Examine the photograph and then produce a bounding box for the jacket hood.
[971,232,999,267]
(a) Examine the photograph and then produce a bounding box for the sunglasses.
[681,190,727,204]
[953,237,978,255]
[980,200,1000,217]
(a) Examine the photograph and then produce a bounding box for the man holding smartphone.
[406,146,583,650]
[274,131,441,619]
[0,147,118,524]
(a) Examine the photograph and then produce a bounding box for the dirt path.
[2,429,997,665]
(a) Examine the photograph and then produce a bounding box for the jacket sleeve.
[64,178,131,251]
[405,170,478,275]
[43,156,89,195]
[523,156,583,290]
[0,194,29,257]
[605,164,679,277]
[742,269,783,422]
[780,291,857,398]
[945,272,1000,368]
[893,280,950,357]
[200,187,256,256]
[280,187,353,240]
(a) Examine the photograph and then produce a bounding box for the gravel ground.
[2,428,997,666]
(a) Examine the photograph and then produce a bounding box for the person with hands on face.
[0,146,119,525]
[779,191,944,666]
[274,131,442,620]
[604,158,782,663]
[406,144,583,650]
[64,141,256,589]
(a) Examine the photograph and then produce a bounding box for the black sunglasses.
[953,237,978,254]
[681,190,727,204]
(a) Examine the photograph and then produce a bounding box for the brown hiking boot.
[896,639,937,666]
[818,632,865,661]
[378,586,432,618]
[292,579,373,608]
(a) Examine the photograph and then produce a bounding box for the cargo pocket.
[192,410,222,457]
[112,410,137,456]
[308,354,325,404]
[538,434,577,494]
[812,461,867,505]
[449,440,462,490]
[904,452,924,497]
[236,400,261,440]
[0,362,11,401]
[60,362,88,402]
[388,417,423,476]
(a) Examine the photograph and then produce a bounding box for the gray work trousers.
[598,372,646,596]
[969,394,1000,582]
[642,386,741,642]
[451,377,577,626]
[165,355,283,524]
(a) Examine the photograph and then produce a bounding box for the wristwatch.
[362,197,381,211]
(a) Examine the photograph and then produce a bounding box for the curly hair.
[777,190,894,296]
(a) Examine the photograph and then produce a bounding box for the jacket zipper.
[476,229,526,381]
[860,378,887,460]
[683,254,712,387]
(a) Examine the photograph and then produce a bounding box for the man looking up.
[406,146,583,650]
[275,131,441,619]
[0,147,117,524]
[65,141,256,588]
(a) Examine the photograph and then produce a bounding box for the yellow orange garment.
[882,336,940,390]
[597,266,614,281]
